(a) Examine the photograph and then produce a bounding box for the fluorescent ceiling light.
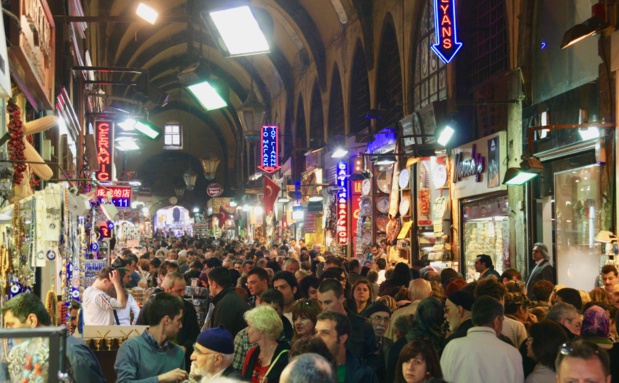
[128,180,142,187]
[193,207,200,213]
[136,3,158,24]
[118,118,136,132]
[187,81,228,110]
[331,148,348,158]
[437,126,455,146]
[209,6,270,56]
[579,127,600,141]
[308,195,324,202]
[134,120,161,140]
[277,196,291,203]
[229,200,238,207]
[115,138,140,151]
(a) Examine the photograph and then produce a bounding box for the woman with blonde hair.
[241,306,289,383]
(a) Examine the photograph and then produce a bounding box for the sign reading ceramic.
[207,183,223,197]
[336,161,349,245]
[258,125,281,173]
[96,186,132,208]
[95,120,114,182]
[431,0,463,64]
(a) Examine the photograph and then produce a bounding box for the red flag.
[263,176,280,216]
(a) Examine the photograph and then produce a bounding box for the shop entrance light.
[136,2,158,24]
[503,157,544,186]
[203,5,270,57]
[374,155,396,166]
[437,125,455,146]
[561,16,608,49]
[331,147,348,158]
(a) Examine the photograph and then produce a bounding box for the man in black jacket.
[317,279,377,366]
[204,267,249,336]
[315,311,378,383]
[136,272,201,372]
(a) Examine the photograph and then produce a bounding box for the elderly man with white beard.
[184,326,241,383]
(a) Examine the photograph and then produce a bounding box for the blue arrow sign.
[431,0,463,64]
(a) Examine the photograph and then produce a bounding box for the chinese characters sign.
[96,186,132,208]
[257,125,280,173]
[95,120,114,182]
[336,161,349,245]
[431,0,463,64]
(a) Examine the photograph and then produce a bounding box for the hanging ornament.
[7,99,26,185]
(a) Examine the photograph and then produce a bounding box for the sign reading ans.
[95,120,114,182]
[96,186,132,208]
[431,0,463,64]
[336,161,349,245]
[258,125,281,173]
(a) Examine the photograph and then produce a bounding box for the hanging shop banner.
[95,120,114,182]
[258,125,281,173]
[351,180,362,255]
[431,0,463,64]
[96,186,132,208]
[8,0,56,109]
[336,161,349,245]
[452,132,507,199]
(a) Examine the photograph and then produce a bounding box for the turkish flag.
[263,176,280,216]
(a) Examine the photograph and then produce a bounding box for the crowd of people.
[2,238,618,383]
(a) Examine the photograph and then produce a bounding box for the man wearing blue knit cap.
[188,326,241,382]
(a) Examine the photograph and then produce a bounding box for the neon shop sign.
[431,0,463,64]
[336,161,349,245]
[257,125,281,173]
[95,120,114,181]
[96,186,132,208]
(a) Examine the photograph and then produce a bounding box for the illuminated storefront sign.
[95,120,114,181]
[431,0,463,64]
[258,125,280,173]
[96,186,132,208]
[453,144,485,183]
[351,180,362,255]
[336,161,349,245]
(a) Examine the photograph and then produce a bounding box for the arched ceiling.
[86,0,372,193]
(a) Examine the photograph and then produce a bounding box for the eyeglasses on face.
[371,315,390,323]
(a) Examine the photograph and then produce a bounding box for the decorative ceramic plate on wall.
[399,195,411,216]
[399,168,410,189]
[377,196,390,213]
[377,171,392,194]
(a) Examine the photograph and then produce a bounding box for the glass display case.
[555,164,604,290]
[461,195,509,282]
[0,326,68,383]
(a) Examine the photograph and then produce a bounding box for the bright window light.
[136,3,158,24]
[331,148,348,158]
[437,126,455,146]
[118,118,136,132]
[209,6,270,56]
[134,120,161,140]
[579,127,600,141]
[187,81,228,110]
[504,171,538,185]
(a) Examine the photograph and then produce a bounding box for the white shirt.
[377,270,386,285]
[502,316,528,347]
[441,326,524,383]
[83,286,125,325]
[525,363,555,383]
[116,293,141,325]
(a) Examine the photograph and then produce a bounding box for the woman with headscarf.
[580,304,613,349]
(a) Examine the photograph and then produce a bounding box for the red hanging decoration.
[7,99,26,185]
